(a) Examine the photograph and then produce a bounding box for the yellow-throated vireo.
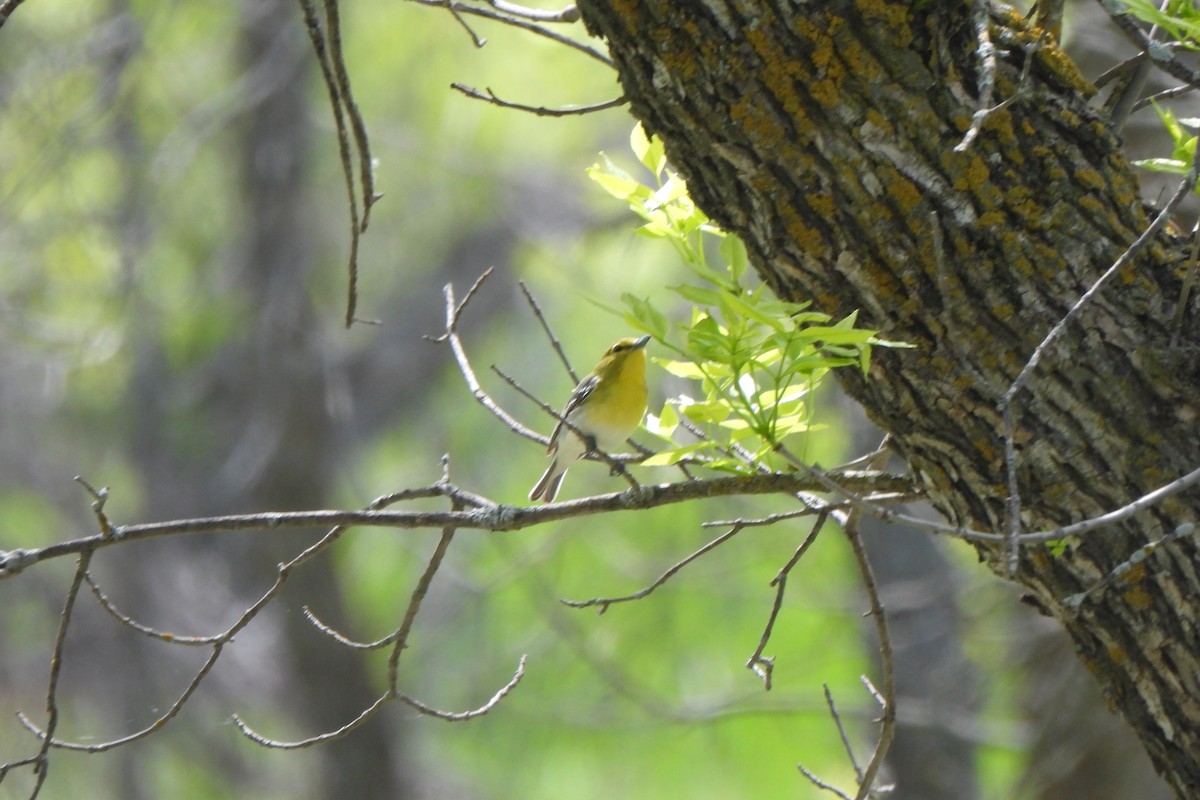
[528,335,650,503]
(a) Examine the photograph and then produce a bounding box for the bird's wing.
[548,374,598,452]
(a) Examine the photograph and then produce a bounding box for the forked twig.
[562,523,747,612]
[746,513,826,689]
[999,142,1200,574]
[297,0,379,327]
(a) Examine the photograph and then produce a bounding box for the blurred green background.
[0,1,1172,798]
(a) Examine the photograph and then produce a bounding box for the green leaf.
[680,398,730,423]
[686,314,729,361]
[630,124,667,178]
[641,441,713,467]
[620,293,669,339]
[671,283,725,307]
[645,402,680,438]
[1133,157,1191,175]
[587,160,651,203]
[657,358,708,380]
[719,234,749,282]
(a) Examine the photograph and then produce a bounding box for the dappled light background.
[0,1,1172,798]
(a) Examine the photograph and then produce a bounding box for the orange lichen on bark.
[807,191,837,222]
[856,0,913,48]
[1121,585,1155,611]
[881,165,925,218]
[781,204,831,260]
[730,95,788,152]
[746,26,810,121]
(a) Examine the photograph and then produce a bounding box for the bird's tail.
[528,458,566,503]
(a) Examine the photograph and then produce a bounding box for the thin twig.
[424,272,545,445]
[798,763,854,800]
[451,83,625,116]
[1170,220,1200,345]
[823,684,863,781]
[233,692,392,749]
[1095,0,1200,90]
[397,654,527,720]
[386,525,458,689]
[1133,81,1196,112]
[74,476,114,536]
[519,280,579,384]
[745,515,825,689]
[85,572,223,645]
[0,0,27,28]
[956,24,1043,152]
[837,508,896,800]
[322,0,380,231]
[1062,521,1198,610]
[408,0,613,65]
[998,142,1200,573]
[19,638,226,753]
[297,0,381,326]
[955,0,998,152]
[25,550,93,797]
[302,606,400,650]
[562,524,747,612]
[485,0,579,23]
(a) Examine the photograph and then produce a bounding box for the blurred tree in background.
[0,1,1181,798]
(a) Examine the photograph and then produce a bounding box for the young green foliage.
[588,126,897,473]
[1117,0,1200,48]
[1133,101,1199,179]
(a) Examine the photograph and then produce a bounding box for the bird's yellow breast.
[571,349,647,448]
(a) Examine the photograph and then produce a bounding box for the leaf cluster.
[1119,0,1200,48]
[1134,101,1199,177]
[587,127,894,473]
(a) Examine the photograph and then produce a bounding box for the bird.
[528,335,650,503]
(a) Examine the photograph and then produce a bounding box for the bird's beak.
[633,335,651,349]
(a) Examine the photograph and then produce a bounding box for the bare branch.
[387,526,457,688]
[746,514,826,689]
[520,279,580,383]
[1063,521,1198,610]
[823,684,863,782]
[0,470,915,579]
[562,522,747,612]
[1000,142,1200,572]
[956,16,1043,153]
[1095,0,1200,89]
[407,0,612,66]
[74,476,115,536]
[1170,220,1200,345]
[451,83,625,116]
[485,0,579,23]
[837,510,895,800]
[798,763,854,800]
[24,550,93,797]
[0,0,27,29]
[397,654,528,721]
[297,0,379,327]
[85,572,223,646]
[234,692,393,750]
[19,645,225,753]
[302,606,400,650]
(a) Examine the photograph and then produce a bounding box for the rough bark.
[576,0,1200,795]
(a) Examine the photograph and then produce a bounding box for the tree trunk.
[576,0,1200,795]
